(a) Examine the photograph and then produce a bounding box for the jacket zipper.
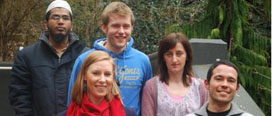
[58,57,61,64]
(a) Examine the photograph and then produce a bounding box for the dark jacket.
[9,32,89,116]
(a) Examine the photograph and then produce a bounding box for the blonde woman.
[66,51,126,116]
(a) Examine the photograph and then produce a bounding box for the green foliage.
[218,6,224,25]
[210,28,220,39]
[213,0,271,115]
[232,60,271,116]
[264,0,271,23]
[126,0,208,53]
[233,45,268,66]
[165,16,215,39]
[68,0,104,47]
[243,29,271,65]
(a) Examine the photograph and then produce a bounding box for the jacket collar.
[39,31,79,46]
[93,37,134,59]
[195,102,209,115]
[195,102,245,116]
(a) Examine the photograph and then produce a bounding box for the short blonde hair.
[71,51,121,105]
[101,2,135,26]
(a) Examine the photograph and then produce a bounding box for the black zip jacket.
[9,32,89,116]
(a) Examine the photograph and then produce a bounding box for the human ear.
[44,21,48,31]
[204,79,209,89]
[70,23,73,31]
[236,84,240,90]
[101,23,107,33]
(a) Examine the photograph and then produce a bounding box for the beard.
[48,27,70,44]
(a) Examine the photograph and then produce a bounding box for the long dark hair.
[158,32,194,87]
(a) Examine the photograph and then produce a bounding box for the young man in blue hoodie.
[67,2,152,115]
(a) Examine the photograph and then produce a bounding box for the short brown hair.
[71,51,121,105]
[101,2,135,26]
[158,32,194,87]
[207,60,240,86]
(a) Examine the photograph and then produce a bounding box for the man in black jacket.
[8,0,88,116]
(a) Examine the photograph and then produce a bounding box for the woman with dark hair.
[142,33,208,116]
[66,51,126,116]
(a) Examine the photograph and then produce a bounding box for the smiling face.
[102,13,133,52]
[46,8,73,43]
[84,60,114,102]
[205,64,239,104]
[163,42,187,74]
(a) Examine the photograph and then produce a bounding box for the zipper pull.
[59,57,61,64]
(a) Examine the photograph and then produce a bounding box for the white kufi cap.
[46,0,72,15]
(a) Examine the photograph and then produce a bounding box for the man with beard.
[186,60,253,116]
[8,0,88,116]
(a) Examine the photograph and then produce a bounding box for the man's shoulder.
[129,48,149,59]
[241,112,254,116]
[128,48,151,65]
[18,41,41,54]
[78,48,96,59]
[185,113,198,116]
[231,103,255,116]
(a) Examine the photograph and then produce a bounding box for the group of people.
[8,0,254,116]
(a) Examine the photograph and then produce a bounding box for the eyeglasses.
[50,15,70,21]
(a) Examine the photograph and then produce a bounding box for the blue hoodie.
[67,37,152,116]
